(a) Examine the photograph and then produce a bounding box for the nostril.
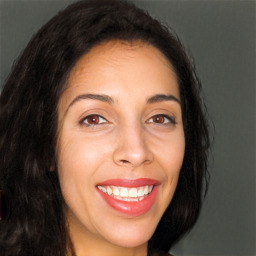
[120,160,129,164]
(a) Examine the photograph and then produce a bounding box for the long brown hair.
[0,0,210,255]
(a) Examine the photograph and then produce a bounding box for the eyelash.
[80,114,176,127]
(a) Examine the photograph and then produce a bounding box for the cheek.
[155,129,185,196]
[56,130,115,199]
[56,133,108,227]
[58,131,107,173]
[166,136,185,174]
[156,129,185,172]
[57,138,85,207]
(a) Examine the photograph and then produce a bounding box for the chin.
[99,219,157,248]
[107,232,152,248]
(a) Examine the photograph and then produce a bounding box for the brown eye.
[152,115,165,123]
[87,115,99,124]
[147,114,176,125]
[82,115,107,126]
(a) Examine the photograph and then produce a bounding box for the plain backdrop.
[0,1,255,255]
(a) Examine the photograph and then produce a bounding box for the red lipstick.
[97,178,159,187]
[96,178,160,216]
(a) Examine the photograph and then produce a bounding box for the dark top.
[152,253,173,256]
[149,249,173,256]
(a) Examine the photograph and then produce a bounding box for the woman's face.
[57,41,185,251]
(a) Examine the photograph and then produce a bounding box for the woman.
[0,0,210,255]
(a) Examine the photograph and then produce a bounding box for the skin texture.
[57,40,185,256]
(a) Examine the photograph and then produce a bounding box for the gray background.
[0,0,255,255]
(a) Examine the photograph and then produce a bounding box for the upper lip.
[96,178,160,187]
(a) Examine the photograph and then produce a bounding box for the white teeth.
[137,188,144,197]
[97,184,155,201]
[107,186,112,195]
[129,188,138,197]
[143,186,149,195]
[113,187,120,196]
[98,185,106,193]
[120,188,129,197]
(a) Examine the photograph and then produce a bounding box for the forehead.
[70,40,175,75]
[60,40,180,106]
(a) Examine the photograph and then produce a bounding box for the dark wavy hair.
[0,0,210,255]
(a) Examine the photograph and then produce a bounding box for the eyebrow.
[65,92,181,115]
[64,94,114,115]
[69,93,113,106]
[147,94,181,104]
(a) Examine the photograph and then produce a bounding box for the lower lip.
[97,186,159,217]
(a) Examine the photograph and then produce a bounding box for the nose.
[113,123,153,168]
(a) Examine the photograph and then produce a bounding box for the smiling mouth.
[97,185,154,202]
[96,178,159,216]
